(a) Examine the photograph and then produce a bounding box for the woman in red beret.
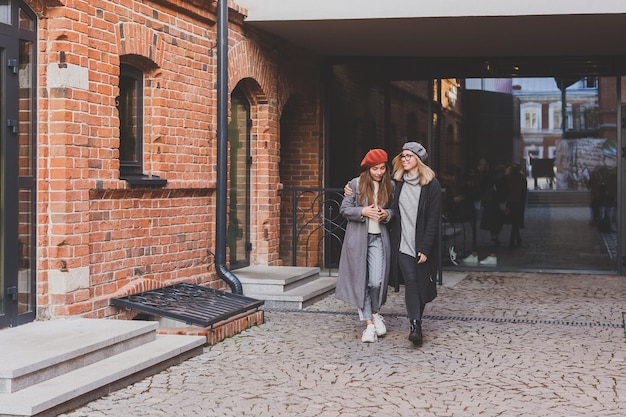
[336,149,395,343]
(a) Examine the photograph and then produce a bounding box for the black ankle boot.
[409,320,423,347]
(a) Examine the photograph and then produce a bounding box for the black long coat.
[389,178,442,300]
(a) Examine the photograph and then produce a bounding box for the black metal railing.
[563,106,600,138]
[281,187,346,269]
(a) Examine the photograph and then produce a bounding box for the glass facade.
[328,63,620,272]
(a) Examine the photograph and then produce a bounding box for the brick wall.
[32,0,322,319]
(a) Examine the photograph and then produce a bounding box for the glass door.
[17,31,36,323]
[443,76,618,271]
[0,2,36,327]
[0,34,20,327]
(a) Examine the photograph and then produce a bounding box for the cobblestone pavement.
[61,272,626,417]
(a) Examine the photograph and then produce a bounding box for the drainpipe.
[215,0,243,294]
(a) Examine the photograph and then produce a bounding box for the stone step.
[0,335,205,417]
[235,266,321,294]
[245,276,337,310]
[0,319,205,417]
[234,266,336,310]
[0,319,158,394]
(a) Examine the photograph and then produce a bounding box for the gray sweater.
[398,174,421,257]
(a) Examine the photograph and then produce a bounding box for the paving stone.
[60,272,626,417]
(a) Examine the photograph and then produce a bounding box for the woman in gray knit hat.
[388,142,441,347]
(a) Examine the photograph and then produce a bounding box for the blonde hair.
[392,153,436,186]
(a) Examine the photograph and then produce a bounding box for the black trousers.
[398,253,427,321]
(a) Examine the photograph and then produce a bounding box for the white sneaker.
[372,313,387,336]
[462,254,479,264]
[449,246,459,265]
[361,324,378,343]
[479,255,497,266]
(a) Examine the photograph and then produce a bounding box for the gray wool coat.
[336,178,394,310]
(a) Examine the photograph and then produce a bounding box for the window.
[521,103,541,131]
[118,64,143,177]
[583,77,598,89]
[549,102,573,131]
[0,0,10,25]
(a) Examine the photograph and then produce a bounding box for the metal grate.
[111,283,264,327]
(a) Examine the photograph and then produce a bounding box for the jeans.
[358,234,384,321]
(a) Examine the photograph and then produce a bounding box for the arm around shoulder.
[340,178,365,222]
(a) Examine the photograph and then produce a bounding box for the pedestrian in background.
[389,142,441,347]
[461,158,503,266]
[337,149,395,343]
[504,163,527,248]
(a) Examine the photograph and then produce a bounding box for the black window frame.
[118,63,144,177]
[0,0,38,327]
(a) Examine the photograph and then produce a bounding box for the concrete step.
[235,266,336,310]
[0,319,159,394]
[245,276,337,310]
[0,319,205,417]
[235,266,321,294]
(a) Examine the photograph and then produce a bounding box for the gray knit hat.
[402,142,428,162]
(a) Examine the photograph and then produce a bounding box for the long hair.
[392,153,436,186]
[357,167,394,208]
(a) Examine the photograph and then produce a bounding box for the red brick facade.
[27,0,322,320]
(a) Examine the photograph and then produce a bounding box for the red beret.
[360,149,388,169]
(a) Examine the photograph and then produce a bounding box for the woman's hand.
[344,182,353,196]
[362,205,387,222]
[416,252,428,264]
[378,208,389,222]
